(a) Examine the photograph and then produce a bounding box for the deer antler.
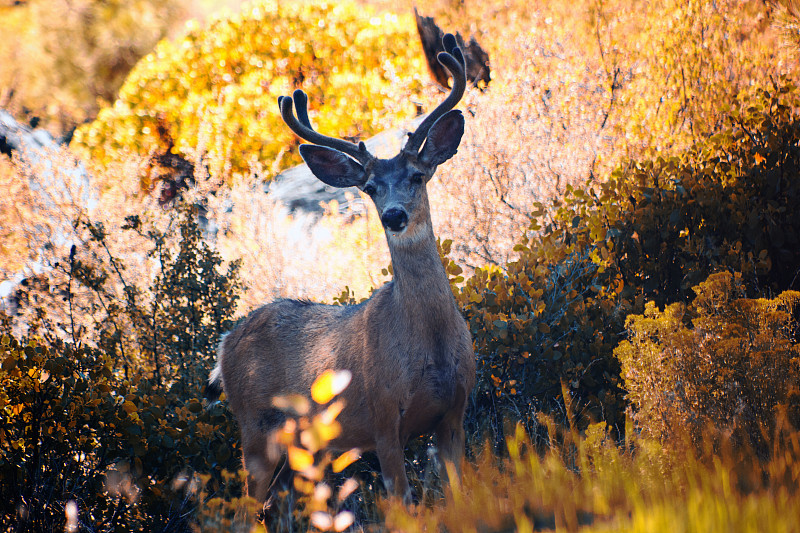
[403,33,467,155]
[278,33,465,165]
[278,90,374,167]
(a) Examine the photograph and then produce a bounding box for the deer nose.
[381,208,408,232]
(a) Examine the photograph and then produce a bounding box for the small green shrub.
[118,207,243,394]
[616,271,800,447]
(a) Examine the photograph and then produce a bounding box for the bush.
[118,207,243,393]
[0,334,143,531]
[71,0,425,184]
[616,271,800,448]
[1,206,246,531]
[0,326,247,531]
[460,79,800,437]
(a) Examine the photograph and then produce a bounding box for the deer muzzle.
[381,207,408,232]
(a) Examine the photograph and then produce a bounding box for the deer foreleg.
[375,432,412,503]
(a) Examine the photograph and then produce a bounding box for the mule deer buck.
[206,34,475,504]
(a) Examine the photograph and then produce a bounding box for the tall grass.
[382,417,800,533]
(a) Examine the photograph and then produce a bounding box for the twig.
[67,244,77,346]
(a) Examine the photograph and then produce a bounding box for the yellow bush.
[616,272,800,447]
[71,0,425,183]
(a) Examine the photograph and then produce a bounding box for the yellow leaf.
[122,401,137,414]
[294,476,315,495]
[287,446,314,471]
[318,400,345,424]
[316,420,341,442]
[311,370,351,404]
[300,427,325,454]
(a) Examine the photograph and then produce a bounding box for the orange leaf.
[332,448,361,473]
[311,370,351,404]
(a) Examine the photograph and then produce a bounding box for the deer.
[206,33,476,505]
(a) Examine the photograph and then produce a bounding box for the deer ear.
[418,109,465,169]
[299,144,367,188]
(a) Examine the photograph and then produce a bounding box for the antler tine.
[278,90,373,165]
[289,90,312,128]
[404,33,467,155]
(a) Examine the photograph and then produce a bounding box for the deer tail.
[204,333,228,402]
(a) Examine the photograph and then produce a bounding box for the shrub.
[71,0,425,183]
[0,0,184,134]
[0,333,144,531]
[425,0,789,271]
[1,206,246,531]
[616,271,800,447]
[117,206,243,393]
[460,79,800,437]
[0,325,247,531]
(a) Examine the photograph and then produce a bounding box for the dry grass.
[382,419,800,533]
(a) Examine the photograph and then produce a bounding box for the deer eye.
[362,183,377,196]
[409,172,425,184]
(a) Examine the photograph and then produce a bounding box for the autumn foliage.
[617,271,800,448]
[3,0,800,531]
[71,0,425,183]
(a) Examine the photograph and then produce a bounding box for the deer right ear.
[299,144,367,188]
[418,109,465,169]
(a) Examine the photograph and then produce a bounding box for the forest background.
[3,0,800,531]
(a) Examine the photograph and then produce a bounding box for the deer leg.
[240,424,281,504]
[375,433,412,503]
[435,385,468,483]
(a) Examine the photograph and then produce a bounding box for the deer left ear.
[418,109,465,169]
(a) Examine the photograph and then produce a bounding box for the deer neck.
[385,205,454,317]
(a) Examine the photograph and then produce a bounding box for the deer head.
[277,33,466,238]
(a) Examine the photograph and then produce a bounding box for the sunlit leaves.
[271,369,359,531]
[616,271,800,447]
[72,0,425,183]
[288,445,315,472]
[331,448,361,473]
